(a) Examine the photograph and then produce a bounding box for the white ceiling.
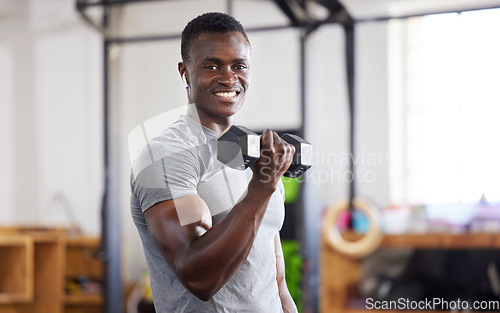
[339,0,500,20]
[2,0,500,26]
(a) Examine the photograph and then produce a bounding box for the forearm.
[275,233,298,313]
[278,280,298,313]
[177,180,275,298]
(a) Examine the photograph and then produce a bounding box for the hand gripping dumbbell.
[217,125,312,178]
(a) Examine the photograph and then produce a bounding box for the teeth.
[215,91,237,98]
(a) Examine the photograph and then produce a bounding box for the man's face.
[182,32,251,120]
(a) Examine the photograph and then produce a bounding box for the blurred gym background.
[1,1,500,312]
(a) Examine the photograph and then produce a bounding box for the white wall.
[356,21,391,206]
[0,0,103,234]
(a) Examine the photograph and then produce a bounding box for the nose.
[217,66,238,86]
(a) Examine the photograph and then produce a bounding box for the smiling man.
[131,12,298,313]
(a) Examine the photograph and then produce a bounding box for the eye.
[205,65,219,70]
[234,64,248,70]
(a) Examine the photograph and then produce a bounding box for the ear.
[178,62,190,86]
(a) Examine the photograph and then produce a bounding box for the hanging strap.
[344,22,356,227]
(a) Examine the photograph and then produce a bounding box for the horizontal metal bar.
[355,4,500,23]
[107,33,182,44]
[77,0,173,9]
[77,0,500,28]
[246,24,293,33]
[107,24,293,44]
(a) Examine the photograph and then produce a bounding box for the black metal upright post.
[300,35,307,138]
[298,0,310,308]
[299,27,312,313]
[102,5,123,313]
[227,0,233,16]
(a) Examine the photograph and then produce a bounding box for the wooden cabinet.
[0,227,103,313]
[64,237,103,313]
[0,236,33,304]
[321,233,500,313]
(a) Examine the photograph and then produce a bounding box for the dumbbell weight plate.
[217,125,260,170]
[282,133,312,178]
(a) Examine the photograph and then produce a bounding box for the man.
[131,12,298,313]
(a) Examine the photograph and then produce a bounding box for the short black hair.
[181,12,249,63]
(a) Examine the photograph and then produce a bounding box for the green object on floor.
[282,240,303,312]
[282,176,301,204]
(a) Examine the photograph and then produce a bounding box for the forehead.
[189,32,251,63]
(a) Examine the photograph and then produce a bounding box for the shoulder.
[153,115,216,154]
[131,116,215,179]
[131,118,195,174]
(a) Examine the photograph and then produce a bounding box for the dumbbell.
[217,125,312,178]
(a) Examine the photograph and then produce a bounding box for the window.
[389,9,500,204]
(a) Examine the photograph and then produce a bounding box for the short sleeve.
[130,138,201,213]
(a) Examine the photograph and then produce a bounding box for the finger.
[272,131,282,146]
[284,143,295,167]
[261,129,274,149]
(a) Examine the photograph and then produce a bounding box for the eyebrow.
[202,57,248,63]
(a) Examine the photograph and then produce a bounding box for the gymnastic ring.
[323,198,383,258]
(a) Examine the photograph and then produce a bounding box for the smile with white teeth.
[215,91,237,98]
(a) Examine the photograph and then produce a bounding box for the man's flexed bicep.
[142,130,296,302]
[145,195,214,298]
[144,179,278,302]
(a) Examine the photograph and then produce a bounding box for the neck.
[186,104,235,134]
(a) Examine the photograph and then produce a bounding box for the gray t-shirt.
[130,115,285,313]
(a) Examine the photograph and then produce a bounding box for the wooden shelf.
[0,235,34,303]
[65,237,100,247]
[380,233,499,249]
[64,236,103,313]
[65,237,102,280]
[321,232,500,313]
[0,227,103,313]
[64,294,103,305]
[329,232,500,250]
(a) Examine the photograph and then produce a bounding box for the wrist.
[248,178,277,197]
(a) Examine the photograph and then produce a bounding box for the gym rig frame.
[75,1,500,312]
